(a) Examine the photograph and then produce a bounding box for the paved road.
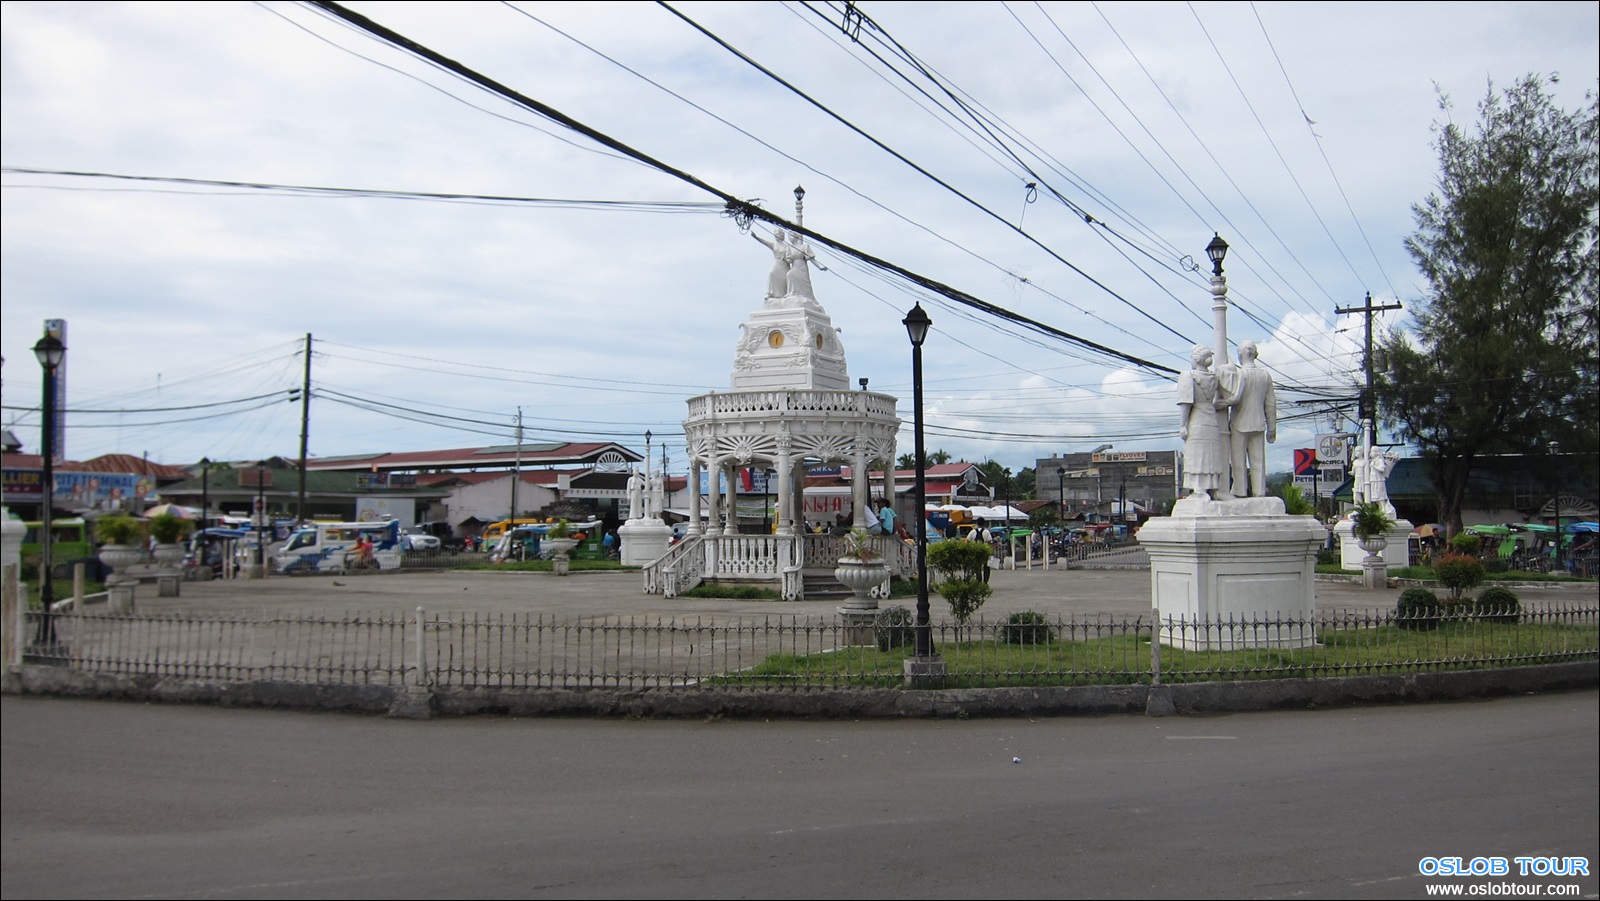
[3,692,1595,899]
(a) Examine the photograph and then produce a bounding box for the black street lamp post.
[255,462,267,576]
[33,332,65,647]
[903,303,934,658]
[199,458,211,532]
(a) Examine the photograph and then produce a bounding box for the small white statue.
[626,468,645,520]
[751,229,792,298]
[646,469,665,521]
[785,232,827,299]
[1352,445,1400,519]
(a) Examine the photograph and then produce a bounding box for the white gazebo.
[644,191,907,599]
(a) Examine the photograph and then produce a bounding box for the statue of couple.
[752,228,827,300]
[1178,341,1276,500]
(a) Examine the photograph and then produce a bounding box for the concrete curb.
[8,661,1594,719]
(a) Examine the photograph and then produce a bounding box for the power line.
[655,1,1196,350]
[303,0,1179,376]
[1,167,725,212]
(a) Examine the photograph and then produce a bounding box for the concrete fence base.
[7,660,1594,720]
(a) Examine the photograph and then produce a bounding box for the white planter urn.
[151,543,186,567]
[97,543,144,574]
[834,557,889,605]
[545,538,578,557]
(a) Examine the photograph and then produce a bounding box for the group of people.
[1177,340,1277,500]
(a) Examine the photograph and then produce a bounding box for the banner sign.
[1294,449,1317,476]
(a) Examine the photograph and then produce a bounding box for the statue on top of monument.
[786,231,827,300]
[751,228,793,299]
[1177,344,1232,500]
[1220,340,1277,498]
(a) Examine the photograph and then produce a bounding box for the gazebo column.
[722,462,740,535]
[852,444,870,530]
[707,455,722,535]
[687,459,703,537]
[792,459,808,532]
[775,439,793,536]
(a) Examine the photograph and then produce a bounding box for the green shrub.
[680,583,780,600]
[927,540,992,624]
[1474,586,1522,624]
[1316,548,1341,567]
[1433,553,1486,600]
[1482,558,1510,574]
[874,605,913,651]
[936,579,991,625]
[1395,587,1442,631]
[1449,533,1482,555]
[1000,610,1054,645]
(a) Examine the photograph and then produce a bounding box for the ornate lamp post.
[903,303,934,659]
[32,332,65,646]
[1206,233,1230,361]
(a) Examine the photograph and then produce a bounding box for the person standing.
[876,498,896,537]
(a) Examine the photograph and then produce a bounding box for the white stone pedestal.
[106,575,137,614]
[1335,518,1413,570]
[619,519,674,567]
[1138,496,1326,649]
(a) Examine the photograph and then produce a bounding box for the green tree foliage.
[1374,75,1598,536]
[897,448,953,470]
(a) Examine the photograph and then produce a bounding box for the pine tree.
[1376,75,1597,535]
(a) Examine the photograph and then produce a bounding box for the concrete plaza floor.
[127,563,1596,622]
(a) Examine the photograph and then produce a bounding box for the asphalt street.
[2,691,1596,899]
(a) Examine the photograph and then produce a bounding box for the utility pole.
[296,333,311,526]
[1335,292,1402,448]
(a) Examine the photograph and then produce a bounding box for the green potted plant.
[834,527,889,603]
[94,513,145,573]
[148,513,192,564]
[1349,501,1397,589]
[1350,501,1396,546]
[544,519,578,569]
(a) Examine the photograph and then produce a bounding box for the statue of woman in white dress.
[1177,344,1232,499]
[786,231,827,299]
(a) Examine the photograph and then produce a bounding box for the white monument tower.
[643,188,903,599]
[1137,235,1327,648]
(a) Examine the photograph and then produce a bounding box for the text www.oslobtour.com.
[1419,857,1590,896]
[1423,884,1581,896]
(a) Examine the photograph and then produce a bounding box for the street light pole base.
[903,655,947,687]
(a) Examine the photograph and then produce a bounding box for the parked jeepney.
[273,520,402,574]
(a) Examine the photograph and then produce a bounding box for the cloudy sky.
[3,1,1596,478]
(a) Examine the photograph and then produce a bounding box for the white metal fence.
[20,602,1597,690]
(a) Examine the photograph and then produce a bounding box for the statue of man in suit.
[1223,341,1277,498]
